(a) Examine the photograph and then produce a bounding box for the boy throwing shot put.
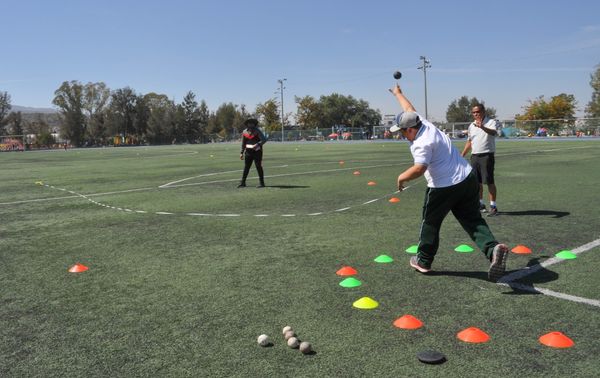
[389,84,508,282]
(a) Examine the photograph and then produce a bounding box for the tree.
[178,91,203,143]
[319,93,354,129]
[446,96,497,122]
[197,100,210,143]
[143,93,175,144]
[585,64,600,118]
[26,117,54,148]
[106,87,138,141]
[210,103,244,139]
[0,91,11,135]
[516,94,577,134]
[255,99,280,132]
[83,82,110,144]
[52,81,86,146]
[349,99,381,129]
[5,111,23,135]
[295,95,321,130]
[294,93,380,132]
[517,94,577,120]
[133,95,150,140]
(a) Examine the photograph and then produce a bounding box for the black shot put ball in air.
[393,71,402,79]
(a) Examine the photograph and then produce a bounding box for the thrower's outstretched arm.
[390,84,417,113]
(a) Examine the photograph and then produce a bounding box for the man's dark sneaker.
[256,184,265,188]
[487,206,498,217]
[237,183,246,188]
[409,256,432,274]
[488,243,509,282]
[479,203,487,212]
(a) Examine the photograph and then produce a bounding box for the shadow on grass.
[266,185,310,189]
[428,258,559,296]
[499,210,570,218]
[429,270,489,280]
[502,257,560,295]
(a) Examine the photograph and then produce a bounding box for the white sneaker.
[488,244,509,282]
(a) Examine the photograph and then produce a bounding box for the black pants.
[470,153,495,184]
[417,172,498,267]
[241,150,264,185]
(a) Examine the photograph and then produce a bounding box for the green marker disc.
[374,254,394,263]
[339,277,362,288]
[555,250,576,259]
[405,245,418,254]
[455,244,474,253]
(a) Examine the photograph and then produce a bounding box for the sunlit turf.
[1,139,599,376]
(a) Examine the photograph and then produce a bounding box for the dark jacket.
[241,128,268,154]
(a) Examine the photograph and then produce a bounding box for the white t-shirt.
[467,117,498,154]
[410,117,472,188]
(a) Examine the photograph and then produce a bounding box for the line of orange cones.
[336,265,574,348]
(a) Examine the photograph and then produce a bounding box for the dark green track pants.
[416,172,498,268]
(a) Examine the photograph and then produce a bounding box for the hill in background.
[11,105,57,114]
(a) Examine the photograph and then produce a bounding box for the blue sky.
[3,0,600,121]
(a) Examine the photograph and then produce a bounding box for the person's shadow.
[265,185,310,189]
[428,257,558,296]
[499,210,569,218]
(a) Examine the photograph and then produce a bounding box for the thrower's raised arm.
[390,84,417,113]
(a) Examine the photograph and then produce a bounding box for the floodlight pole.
[278,78,287,142]
[418,56,431,119]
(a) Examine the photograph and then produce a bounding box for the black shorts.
[470,153,495,185]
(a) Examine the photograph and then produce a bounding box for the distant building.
[382,114,396,127]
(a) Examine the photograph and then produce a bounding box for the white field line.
[33,181,405,218]
[499,238,600,283]
[159,160,406,188]
[159,169,245,187]
[5,144,591,207]
[5,144,594,216]
[335,207,351,212]
[498,237,600,307]
[498,282,600,308]
[0,187,154,206]
[2,163,406,206]
[159,163,404,189]
[362,199,379,205]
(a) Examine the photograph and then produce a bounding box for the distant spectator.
[238,118,268,188]
[461,104,501,216]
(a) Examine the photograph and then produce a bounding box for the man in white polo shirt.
[461,104,500,216]
[389,84,508,282]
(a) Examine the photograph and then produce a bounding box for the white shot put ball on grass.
[282,326,293,334]
[284,330,296,340]
[287,337,300,348]
[299,341,312,354]
[257,334,271,347]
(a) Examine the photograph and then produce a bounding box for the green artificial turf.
[1,139,599,376]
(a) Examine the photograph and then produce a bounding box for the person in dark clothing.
[238,118,268,188]
[389,84,509,282]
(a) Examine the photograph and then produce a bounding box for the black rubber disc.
[417,350,447,364]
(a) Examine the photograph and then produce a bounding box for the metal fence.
[436,118,600,139]
[267,117,600,142]
[260,127,372,142]
[10,117,597,149]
